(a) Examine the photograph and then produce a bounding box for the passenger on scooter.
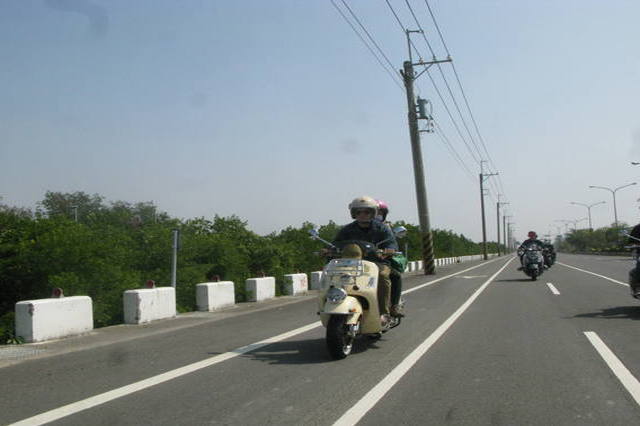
[517,231,545,270]
[375,199,405,317]
[332,196,398,324]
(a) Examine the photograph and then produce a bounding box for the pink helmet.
[376,199,389,221]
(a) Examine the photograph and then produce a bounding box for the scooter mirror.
[393,226,408,239]
[309,228,320,239]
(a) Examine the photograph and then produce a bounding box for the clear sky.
[2,0,640,242]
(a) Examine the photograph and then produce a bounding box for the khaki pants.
[376,264,392,316]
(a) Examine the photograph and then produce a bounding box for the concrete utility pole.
[496,199,509,256]
[503,215,508,252]
[479,161,498,260]
[401,29,451,275]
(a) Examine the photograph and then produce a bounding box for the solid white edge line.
[402,255,505,295]
[332,257,515,426]
[9,322,322,426]
[546,283,561,295]
[9,256,507,426]
[557,262,629,287]
[584,331,640,407]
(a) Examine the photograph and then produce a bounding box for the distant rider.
[332,196,398,325]
[517,231,545,270]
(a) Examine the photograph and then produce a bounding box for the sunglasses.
[355,209,372,216]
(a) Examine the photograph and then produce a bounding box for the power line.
[404,0,485,164]
[424,0,508,199]
[330,0,403,90]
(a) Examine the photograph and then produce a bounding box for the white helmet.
[348,196,378,219]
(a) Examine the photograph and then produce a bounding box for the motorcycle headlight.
[326,287,347,303]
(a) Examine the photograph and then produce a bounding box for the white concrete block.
[15,296,93,343]
[196,281,235,311]
[245,277,275,302]
[123,287,176,324]
[283,273,308,295]
[310,271,324,290]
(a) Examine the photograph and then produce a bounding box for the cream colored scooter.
[309,227,406,359]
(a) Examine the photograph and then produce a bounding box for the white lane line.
[333,258,515,426]
[546,282,561,295]
[10,257,507,426]
[403,255,504,295]
[9,322,321,426]
[584,331,640,407]
[557,261,629,287]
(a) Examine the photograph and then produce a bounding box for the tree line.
[0,191,502,342]
[556,224,631,253]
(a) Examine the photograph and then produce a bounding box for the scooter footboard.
[320,296,362,327]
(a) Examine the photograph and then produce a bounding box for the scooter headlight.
[326,287,347,303]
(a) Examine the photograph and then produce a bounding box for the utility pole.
[496,198,509,256]
[400,29,451,275]
[504,215,512,253]
[479,161,498,260]
[171,229,180,288]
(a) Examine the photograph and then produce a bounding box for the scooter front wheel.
[326,315,355,359]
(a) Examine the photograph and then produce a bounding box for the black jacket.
[333,220,398,262]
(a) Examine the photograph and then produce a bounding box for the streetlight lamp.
[568,217,588,230]
[588,182,637,227]
[569,201,606,230]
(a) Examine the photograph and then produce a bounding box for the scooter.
[309,227,406,359]
[518,245,544,281]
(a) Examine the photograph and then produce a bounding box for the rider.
[332,196,398,324]
[517,231,545,270]
[375,199,405,317]
[541,239,556,267]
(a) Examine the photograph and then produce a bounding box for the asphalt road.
[1,253,639,425]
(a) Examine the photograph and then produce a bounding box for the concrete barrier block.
[123,287,176,324]
[196,281,235,311]
[15,296,93,343]
[310,271,324,290]
[245,277,275,302]
[283,273,308,296]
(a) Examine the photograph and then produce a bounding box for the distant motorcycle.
[518,245,545,281]
[542,247,556,268]
[309,227,406,359]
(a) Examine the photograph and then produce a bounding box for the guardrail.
[13,253,498,343]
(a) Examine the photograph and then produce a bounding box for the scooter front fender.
[320,296,363,327]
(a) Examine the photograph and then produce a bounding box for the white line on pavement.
[403,256,504,295]
[9,322,322,426]
[546,283,561,295]
[557,262,629,287]
[10,257,506,426]
[332,258,515,426]
[584,331,640,407]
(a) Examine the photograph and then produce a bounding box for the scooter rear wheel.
[326,315,354,359]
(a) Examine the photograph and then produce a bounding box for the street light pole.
[569,201,606,231]
[588,182,637,227]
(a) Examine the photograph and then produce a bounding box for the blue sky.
[2,0,640,242]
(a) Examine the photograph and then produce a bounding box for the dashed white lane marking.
[332,257,515,426]
[546,282,561,295]
[10,257,505,426]
[584,331,640,407]
[557,262,629,287]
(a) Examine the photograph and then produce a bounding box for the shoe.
[380,314,391,328]
[390,305,405,318]
[517,266,524,271]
